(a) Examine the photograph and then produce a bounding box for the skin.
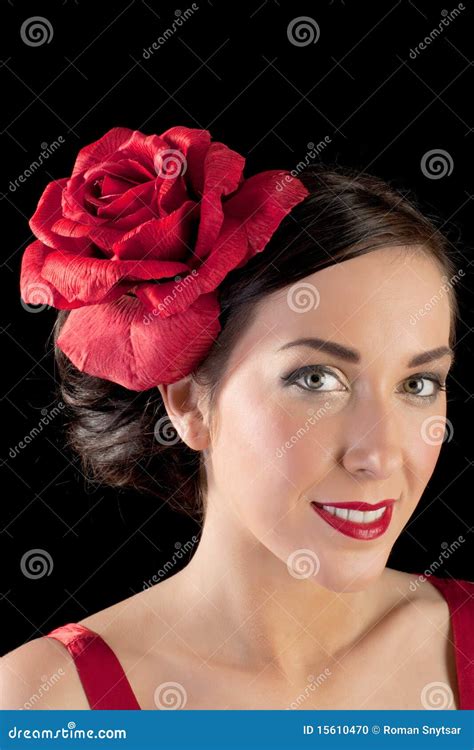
[1,245,458,709]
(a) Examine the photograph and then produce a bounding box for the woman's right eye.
[282,365,346,393]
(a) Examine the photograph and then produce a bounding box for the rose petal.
[56,291,222,390]
[160,126,212,195]
[84,158,155,185]
[193,141,245,261]
[136,218,248,317]
[96,180,156,221]
[20,240,85,310]
[117,131,171,173]
[111,200,198,261]
[157,175,191,215]
[72,127,135,177]
[41,253,190,305]
[51,217,91,237]
[29,178,90,253]
[224,170,309,259]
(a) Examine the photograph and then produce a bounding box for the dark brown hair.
[52,164,462,525]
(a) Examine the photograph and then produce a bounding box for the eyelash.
[281,365,447,403]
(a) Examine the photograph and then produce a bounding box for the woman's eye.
[281,367,446,401]
[282,366,345,393]
[401,375,446,400]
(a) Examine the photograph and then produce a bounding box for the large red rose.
[20,125,309,390]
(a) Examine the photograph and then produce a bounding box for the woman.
[3,126,473,710]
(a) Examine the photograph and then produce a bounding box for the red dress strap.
[424,574,474,710]
[45,623,141,709]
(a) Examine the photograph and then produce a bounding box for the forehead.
[230,246,452,364]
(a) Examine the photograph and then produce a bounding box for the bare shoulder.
[0,583,170,710]
[0,634,90,709]
[76,579,176,656]
[384,567,451,618]
[381,568,454,668]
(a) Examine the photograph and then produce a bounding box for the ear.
[157,376,210,451]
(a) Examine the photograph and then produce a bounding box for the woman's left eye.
[401,375,446,400]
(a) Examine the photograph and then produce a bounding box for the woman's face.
[204,246,454,592]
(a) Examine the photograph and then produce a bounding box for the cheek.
[211,383,332,511]
[402,426,444,487]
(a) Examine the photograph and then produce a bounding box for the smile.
[310,500,396,540]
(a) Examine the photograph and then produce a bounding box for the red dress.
[44,573,474,709]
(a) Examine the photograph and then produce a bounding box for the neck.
[172,491,390,682]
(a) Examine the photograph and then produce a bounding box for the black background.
[1,0,473,655]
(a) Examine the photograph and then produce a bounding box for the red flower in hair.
[20,125,309,390]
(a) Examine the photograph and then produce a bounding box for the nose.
[340,399,403,481]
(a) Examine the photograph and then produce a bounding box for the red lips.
[312,500,396,511]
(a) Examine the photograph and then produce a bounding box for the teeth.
[321,505,387,523]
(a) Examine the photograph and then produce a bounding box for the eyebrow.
[278,338,455,368]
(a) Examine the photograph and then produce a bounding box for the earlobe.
[178,412,210,451]
[157,379,210,451]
